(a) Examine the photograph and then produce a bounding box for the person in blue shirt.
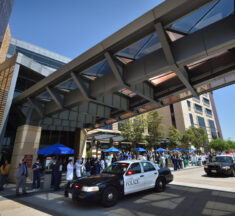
[32,158,42,191]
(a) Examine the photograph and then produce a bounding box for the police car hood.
[76,173,120,186]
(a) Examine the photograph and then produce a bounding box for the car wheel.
[206,172,212,176]
[231,169,235,177]
[101,186,118,207]
[155,177,166,192]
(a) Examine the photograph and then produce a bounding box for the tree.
[168,125,182,149]
[209,139,230,152]
[119,115,147,151]
[146,110,165,148]
[182,127,208,150]
[182,127,194,149]
[226,140,235,150]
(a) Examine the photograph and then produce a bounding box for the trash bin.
[43,169,52,190]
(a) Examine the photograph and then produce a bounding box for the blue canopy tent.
[155,148,167,152]
[104,147,120,152]
[172,148,183,151]
[38,143,74,155]
[185,148,197,152]
[136,147,146,152]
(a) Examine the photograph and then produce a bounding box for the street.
[1,167,235,216]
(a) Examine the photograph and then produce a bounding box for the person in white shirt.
[75,158,82,179]
[65,160,74,197]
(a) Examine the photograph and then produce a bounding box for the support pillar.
[8,125,41,182]
[74,128,87,158]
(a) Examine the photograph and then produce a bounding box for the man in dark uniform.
[32,158,42,191]
[53,159,62,190]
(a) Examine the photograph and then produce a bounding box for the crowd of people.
[0,150,228,194]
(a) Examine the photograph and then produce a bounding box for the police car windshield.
[102,163,129,175]
[213,156,233,163]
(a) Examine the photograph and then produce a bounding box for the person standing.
[75,158,82,179]
[16,159,28,195]
[65,160,74,197]
[32,158,42,191]
[94,158,101,175]
[53,159,62,191]
[0,160,10,191]
[85,159,91,176]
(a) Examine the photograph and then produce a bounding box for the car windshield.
[213,156,233,163]
[102,163,129,175]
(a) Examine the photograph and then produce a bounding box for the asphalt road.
[1,167,235,216]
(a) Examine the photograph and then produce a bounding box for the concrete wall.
[8,125,41,182]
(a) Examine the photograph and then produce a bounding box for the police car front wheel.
[155,177,166,192]
[101,186,118,207]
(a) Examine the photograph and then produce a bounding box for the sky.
[9,0,235,140]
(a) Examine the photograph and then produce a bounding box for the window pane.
[194,104,203,113]
[203,98,210,105]
[141,162,155,172]
[189,113,194,127]
[129,163,141,174]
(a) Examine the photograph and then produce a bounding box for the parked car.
[65,160,173,207]
[204,155,235,177]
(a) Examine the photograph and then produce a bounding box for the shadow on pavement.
[1,184,235,216]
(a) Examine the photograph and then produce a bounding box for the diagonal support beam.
[155,22,198,96]
[46,86,63,109]
[27,97,44,118]
[105,52,162,106]
[105,52,124,84]
[71,72,89,99]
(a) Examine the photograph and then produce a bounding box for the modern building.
[0,0,234,180]
[0,38,71,155]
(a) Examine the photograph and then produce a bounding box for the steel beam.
[27,98,44,118]
[71,72,89,99]
[105,52,124,84]
[46,87,64,109]
[154,22,198,96]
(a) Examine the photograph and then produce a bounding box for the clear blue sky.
[9,0,235,140]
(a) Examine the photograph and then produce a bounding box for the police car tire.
[155,177,166,192]
[72,191,78,201]
[101,186,118,207]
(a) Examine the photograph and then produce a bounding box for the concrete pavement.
[1,167,235,216]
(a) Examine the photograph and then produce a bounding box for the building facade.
[0,38,71,157]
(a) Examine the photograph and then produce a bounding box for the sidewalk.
[0,180,67,199]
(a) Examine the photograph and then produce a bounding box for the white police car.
[65,160,173,207]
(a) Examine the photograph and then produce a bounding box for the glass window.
[116,33,161,60]
[189,113,194,127]
[197,116,207,133]
[141,162,156,172]
[187,100,191,109]
[100,124,113,130]
[194,104,203,113]
[102,163,129,175]
[194,96,200,101]
[206,108,212,116]
[168,0,234,34]
[203,98,210,105]
[208,119,217,139]
[128,163,142,174]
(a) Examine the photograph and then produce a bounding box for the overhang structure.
[12,0,235,131]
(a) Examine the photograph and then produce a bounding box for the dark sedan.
[204,155,235,177]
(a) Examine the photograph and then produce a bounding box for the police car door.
[123,162,145,195]
[141,162,158,189]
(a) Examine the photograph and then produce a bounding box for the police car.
[65,160,173,207]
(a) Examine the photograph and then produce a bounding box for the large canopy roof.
[13,0,235,131]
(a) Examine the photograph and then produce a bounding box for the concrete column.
[8,125,41,182]
[74,128,87,158]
